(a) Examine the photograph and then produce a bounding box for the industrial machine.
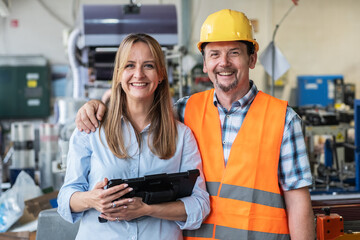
[296,74,359,194]
[305,120,358,193]
[316,207,344,240]
[9,122,36,185]
[0,55,51,119]
[343,83,356,108]
[312,198,360,239]
[355,100,360,191]
[297,75,344,108]
[68,2,184,100]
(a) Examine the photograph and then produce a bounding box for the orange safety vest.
[183,89,290,240]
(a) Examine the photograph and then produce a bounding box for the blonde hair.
[100,33,177,159]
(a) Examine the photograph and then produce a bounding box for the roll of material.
[11,122,34,142]
[10,122,35,169]
[39,123,60,189]
[39,151,58,189]
[40,123,59,152]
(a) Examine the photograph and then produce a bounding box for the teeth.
[132,83,147,86]
[219,72,232,76]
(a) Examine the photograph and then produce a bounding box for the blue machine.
[355,99,360,191]
[297,75,343,107]
[324,139,333,168]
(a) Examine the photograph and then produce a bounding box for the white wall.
[272,0,360,101]
[0,0,359,100]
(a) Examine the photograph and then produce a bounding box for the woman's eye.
[145,64,155,69]
[125,63,134,68]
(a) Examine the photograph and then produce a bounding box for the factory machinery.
[69,2,185,100]
[296,75,360,238]
[307,99,360,238]
[296,75,358,193]
[303,102,359,193]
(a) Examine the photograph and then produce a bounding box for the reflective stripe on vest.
[184,225,290,240]
[207,182,285,209]
[183,89,289,239]
[206,182,220,197]
[183,224,214,238]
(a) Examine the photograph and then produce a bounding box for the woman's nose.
[133,66,145,79]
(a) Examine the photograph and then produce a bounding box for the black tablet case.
[98,169,200,223]
[107,169,200,204]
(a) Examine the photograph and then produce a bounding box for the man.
[75,9,314,240]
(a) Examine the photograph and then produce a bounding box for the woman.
[57,33,210,240]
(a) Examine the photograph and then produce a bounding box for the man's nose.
[219,54,231,67]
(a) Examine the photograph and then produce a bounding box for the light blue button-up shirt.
[57,119,210,240]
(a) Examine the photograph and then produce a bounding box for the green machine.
[0,56,51,119]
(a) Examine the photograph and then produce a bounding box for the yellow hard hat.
[197,9,259,53]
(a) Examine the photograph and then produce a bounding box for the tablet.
[107,169,200,204]
[98,169,200,223]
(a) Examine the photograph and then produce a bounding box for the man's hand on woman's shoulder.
[75,99,107,133]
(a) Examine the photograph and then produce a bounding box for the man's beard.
[215,76,239,92]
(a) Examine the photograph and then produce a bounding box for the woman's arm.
[175,126,210,229]
[57,129,131,222]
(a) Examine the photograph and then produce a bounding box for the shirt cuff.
[282,177,313,191]
[175,196,207,230]
[57,188,84,223]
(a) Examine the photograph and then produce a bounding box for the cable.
[270,3,297,97]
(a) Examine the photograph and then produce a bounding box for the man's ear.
[203,58,208,73]
[249,52,257,69]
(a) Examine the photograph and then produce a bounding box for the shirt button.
[226,115,230,118]
[223,141,226,144]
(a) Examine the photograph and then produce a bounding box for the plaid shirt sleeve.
[279,107,313,191]
[174,96,190,123]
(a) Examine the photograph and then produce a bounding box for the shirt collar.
[213,80,258,109]
[121,116,151,133]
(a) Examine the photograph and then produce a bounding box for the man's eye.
[230,51,240,56]
[210,53,219,57]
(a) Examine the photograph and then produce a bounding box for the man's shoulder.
[174,95,191,107]
[173,96,190,123]
[174,90,214,122]
[285,106,302,122]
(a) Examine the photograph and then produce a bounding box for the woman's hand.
[69,178,133,213]
[99,197,150,222]
[100,199,187,223]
